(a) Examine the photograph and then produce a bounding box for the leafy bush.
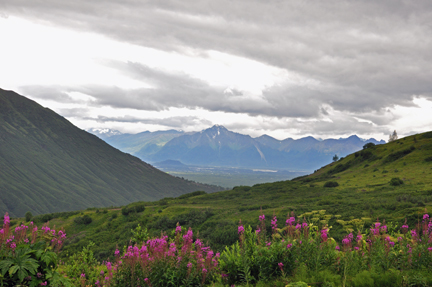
[25,211,33,222]
[389,177,404,186]
[328,162,351,175]
[74,214,93,225]
[384,146,415,163]
[0,213,71,286]
[64,241,107,286]
[363,142,376,149]
[324,181,339,188]
[121,203,146,216]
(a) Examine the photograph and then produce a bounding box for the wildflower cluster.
[106,225,219,287]
[0,213,70,286]
[220,211,432,286]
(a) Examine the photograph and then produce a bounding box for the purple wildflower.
[238,225,244,235]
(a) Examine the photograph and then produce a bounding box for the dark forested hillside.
[0,88,222,217]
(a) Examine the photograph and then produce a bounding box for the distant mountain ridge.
[90,125,384,171]
[0,89,222,217]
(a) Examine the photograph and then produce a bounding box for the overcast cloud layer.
[1,0,432,140]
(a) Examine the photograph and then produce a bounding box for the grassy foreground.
[2,131,432,286]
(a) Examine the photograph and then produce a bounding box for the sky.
[1,1,432,141]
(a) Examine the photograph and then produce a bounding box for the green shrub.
[324,181,339,188]
[74,214,92,225]
[24,211,33,222]
[389,177,404,186]
[384,146,415,163]
[328,162,352,175]
[363,142,375,149]
[121,203,146,216]
[64,242,106,286]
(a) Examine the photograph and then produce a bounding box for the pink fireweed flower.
[175,225,182,234]
[423,214,430,220]
[321,228,328,242]
[202,268,207,273]
[187,262,192,268]
[266,241,271,246]
[238,225,244,235]
[271,216,277,230]
[255,228,261,234]
[4,213,10,225]
[114,249,120,256]
[370,227,379,236]
[354,247,359,250]
[295,223,301,230]
[100,270,104,275]
[335,246,340,250]
[81,273,85,278]
[286,216,295,226]
[40,282,47,286]
[356,233,362,243]
[259,214,265,222]
[428,247,432,252]
[302,222,308,229]
[286,243,292,249]
[278,262,284,271]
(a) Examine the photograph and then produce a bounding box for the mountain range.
[90,125,385,171]
[0,89,222,217]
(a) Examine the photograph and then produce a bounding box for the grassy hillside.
[7,131,429,262]
[0,89,223,217]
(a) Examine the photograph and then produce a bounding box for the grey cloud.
[91,115,211,129]
[57,107,90,118]
[5,0,432,116]
[5,0,432,139]
[19,85,74,102]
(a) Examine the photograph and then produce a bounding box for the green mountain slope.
[299,131,432,188]
[20,132,431,260]
[0,89,222,217]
